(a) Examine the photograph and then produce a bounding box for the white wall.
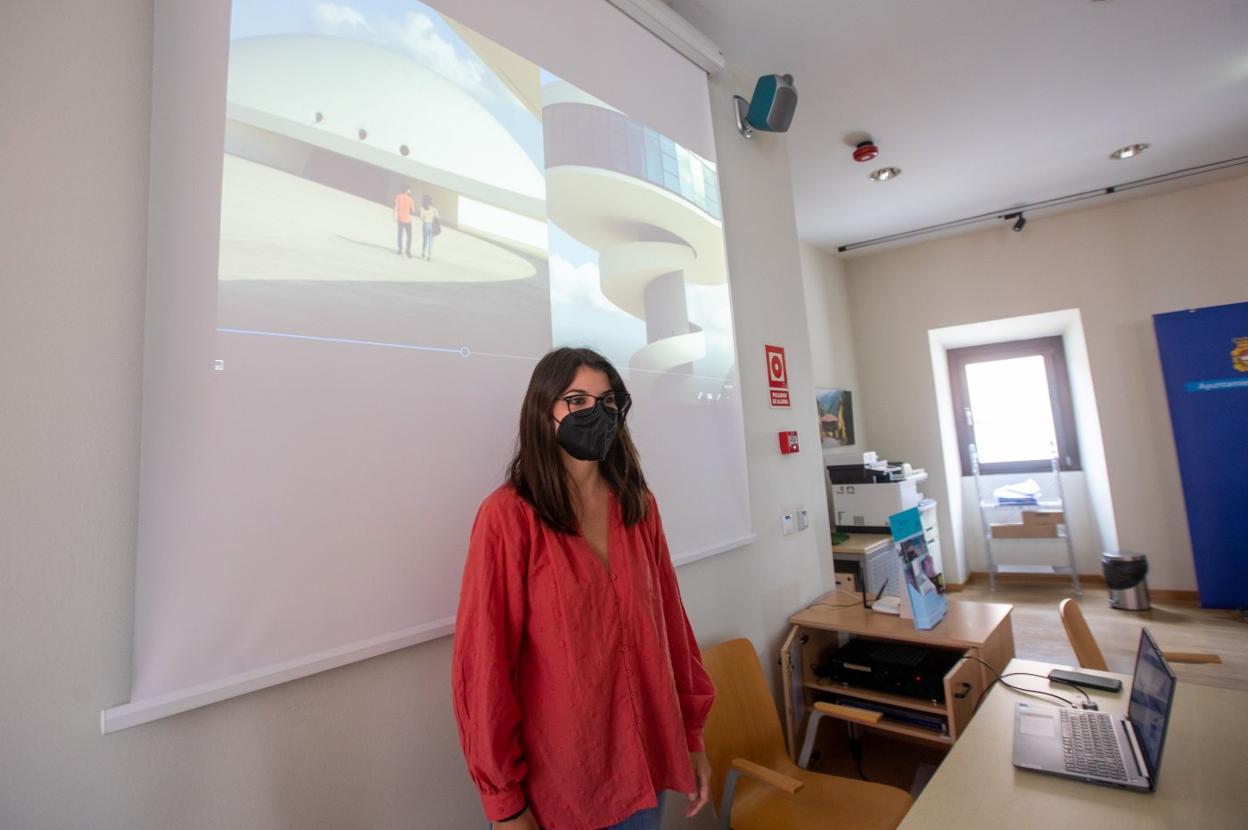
[799,242,868,522]
[844,173,1248,591]
[800,245,860,415]
[0,3,832,828]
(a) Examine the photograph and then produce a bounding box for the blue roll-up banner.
[1153,301,1248,608]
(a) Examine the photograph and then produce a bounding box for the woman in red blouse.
[452,347,716,830]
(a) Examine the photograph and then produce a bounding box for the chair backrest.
[700,638,791,810]
[1059,598,1108,671]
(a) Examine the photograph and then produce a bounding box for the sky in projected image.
[229,0,543,166]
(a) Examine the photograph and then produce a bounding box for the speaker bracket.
[733,95,754,139]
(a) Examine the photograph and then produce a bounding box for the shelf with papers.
[978,498,1063,510]
[994,563,1073,574]
[989,528,1070,541]
[970,446,1079,594]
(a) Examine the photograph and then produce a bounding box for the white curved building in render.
[542,80,728,376]
[226,35,544,215]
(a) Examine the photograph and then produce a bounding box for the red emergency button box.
[778,431,799,454]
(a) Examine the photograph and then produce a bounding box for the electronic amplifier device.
[813,638,964,703]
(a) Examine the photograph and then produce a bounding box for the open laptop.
[1012,628,1177,792]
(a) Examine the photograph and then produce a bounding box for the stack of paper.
[993,479,1042,506]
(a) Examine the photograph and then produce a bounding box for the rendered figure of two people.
[394,187,439,260]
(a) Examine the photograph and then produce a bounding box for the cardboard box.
[991,523,1059,539]
[1022,510,1065,526]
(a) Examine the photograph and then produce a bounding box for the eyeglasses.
[558,392,631,419]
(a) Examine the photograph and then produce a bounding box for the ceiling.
[672,0,1248,254]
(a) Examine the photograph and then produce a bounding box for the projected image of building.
[218,9,551,357]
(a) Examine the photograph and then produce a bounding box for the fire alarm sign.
[765,344,790,407]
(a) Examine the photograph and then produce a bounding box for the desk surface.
[790,598,1013,649]
[831,533,893,556]
[897,658,1248,829]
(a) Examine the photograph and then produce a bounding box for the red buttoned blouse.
[451,485,715,830]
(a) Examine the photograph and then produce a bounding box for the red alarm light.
[853,140,879,163]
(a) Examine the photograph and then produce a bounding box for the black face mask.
[555,400,619,462]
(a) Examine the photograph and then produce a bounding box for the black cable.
[807,578,892,611]
[848,729,870,782]
[996,680,1077,710]
[1002,671,1092,705]
[961,655,1078,709]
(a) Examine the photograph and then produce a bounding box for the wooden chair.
[1058,598,1221,669]
[700,638,912,830]
[1058,598,1108,670]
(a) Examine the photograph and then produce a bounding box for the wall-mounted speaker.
[734,74,797,138]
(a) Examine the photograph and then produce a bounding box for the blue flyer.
[888,507,948,630]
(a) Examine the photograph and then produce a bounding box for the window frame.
[948,335,1082,476]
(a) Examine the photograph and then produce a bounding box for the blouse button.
[610,573,618,582]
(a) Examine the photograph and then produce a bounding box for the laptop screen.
[1127,628,1177,781]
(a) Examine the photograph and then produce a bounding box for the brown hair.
[507,347,649,533]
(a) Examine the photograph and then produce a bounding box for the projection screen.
[104,0,751,732]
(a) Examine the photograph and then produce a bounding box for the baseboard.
[967,571,1103,587]
[965,571,1199,601]
[1148,589,1201,601]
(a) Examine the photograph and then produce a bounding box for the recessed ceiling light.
[1110,143,1150,160]
[870,167,901,181]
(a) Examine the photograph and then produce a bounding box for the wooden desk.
[781,599,1014,755]
[898,658,1248,829]
[832,533,894,556]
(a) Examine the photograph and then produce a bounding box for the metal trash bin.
[1102,551,1150,611]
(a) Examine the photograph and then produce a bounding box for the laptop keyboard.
[1060,710,1128,781]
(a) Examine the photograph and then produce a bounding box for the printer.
[828,452,924,533]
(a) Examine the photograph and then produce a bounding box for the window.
[948,336,1081,475]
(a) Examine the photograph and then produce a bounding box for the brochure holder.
[888,507,948,630]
